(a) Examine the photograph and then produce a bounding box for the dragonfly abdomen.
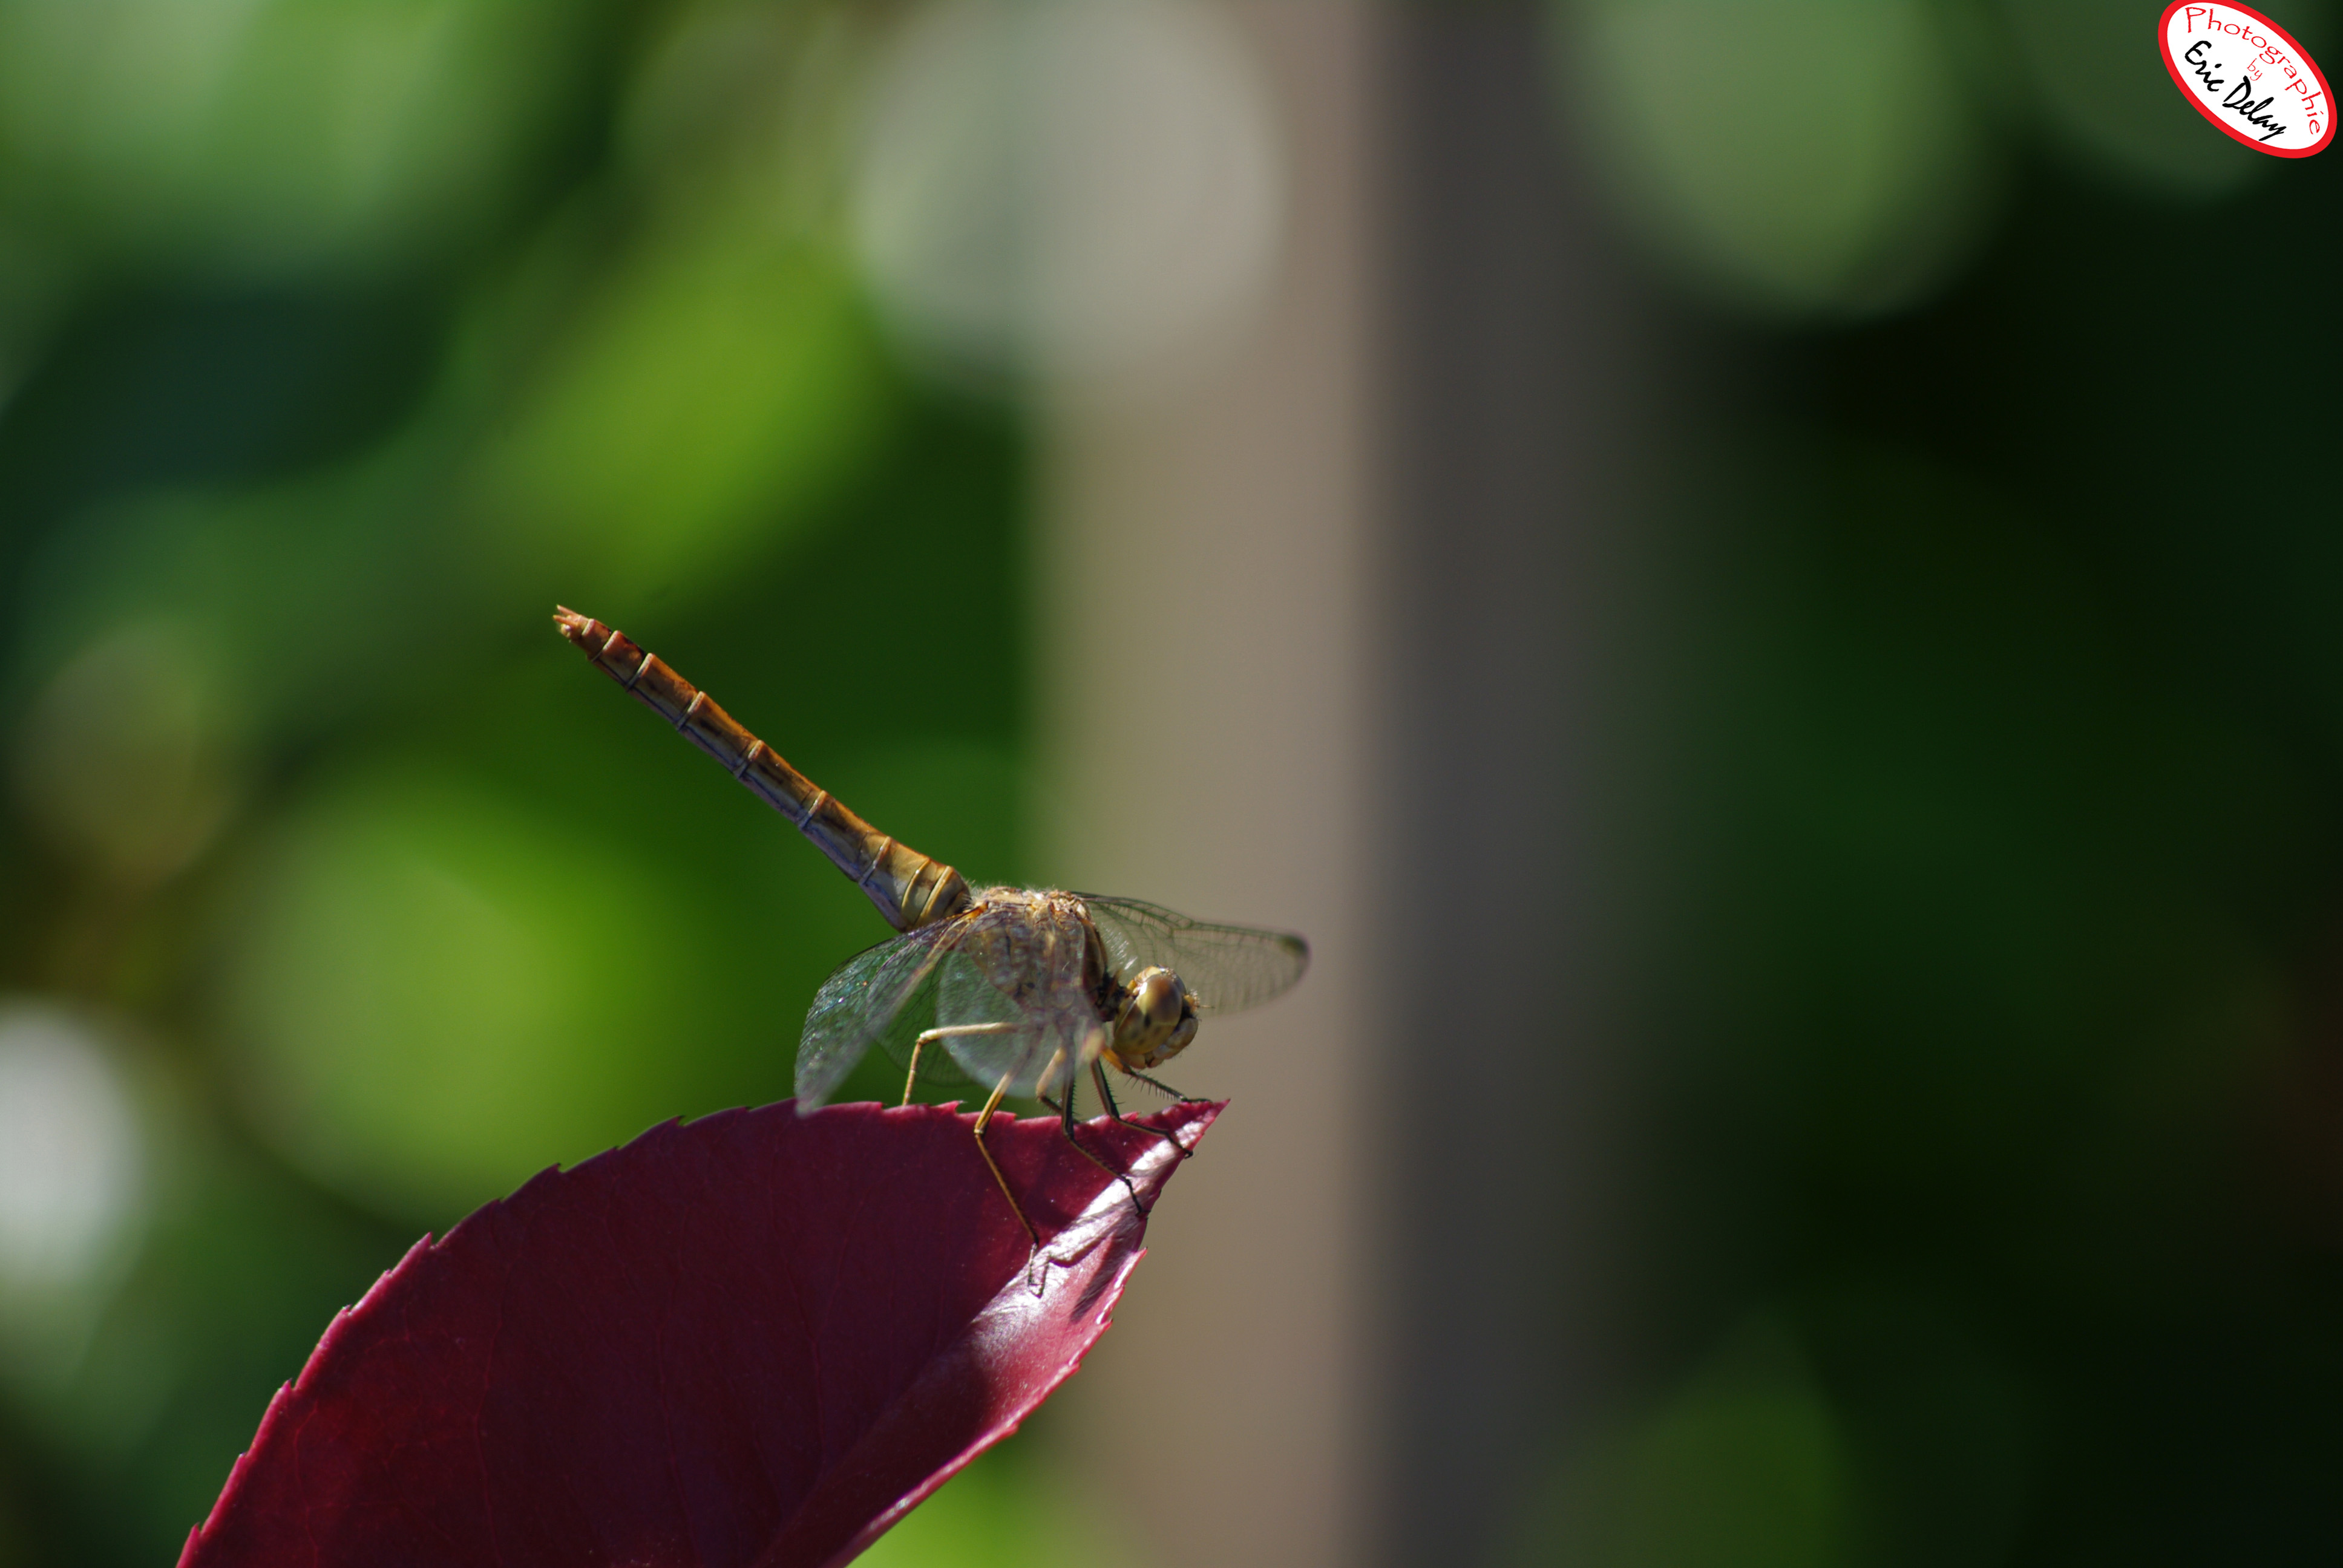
[554,609,972,932]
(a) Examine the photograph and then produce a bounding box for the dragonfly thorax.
[1107,965,1198,1071]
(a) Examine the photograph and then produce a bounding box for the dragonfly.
[553,609,1308,1258]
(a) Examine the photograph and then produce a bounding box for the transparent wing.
[795,926,955,1108]
[1078,895,1310,1014]
[853,949,1007,1092]
[929,950,1096,1103]
[813,942,1099,1103]
[862,952,975,1088]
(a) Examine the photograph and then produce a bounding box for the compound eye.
[1113,967,1199,1068]
[1161,1007,1199,1060]
[1133,967,1185,1030]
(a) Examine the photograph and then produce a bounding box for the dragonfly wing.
[863,961,971,1088]
[929,949,1095,1101]
[1078,895,1309,1016]
[853,948,1003,1091]
[796,927,954,1108]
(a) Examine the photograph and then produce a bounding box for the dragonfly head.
[1108,965,1199,1070]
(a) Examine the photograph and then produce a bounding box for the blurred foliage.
[1552,0,2327,317]
[1514,1323,1859,1568]
[0,0,1035,1560]
[5,0,2339,1563]
[1534,113,2343,1568]
[857,1430,1141,1568]
[1561,0,1997,318]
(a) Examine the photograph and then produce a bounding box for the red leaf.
[178,1098,1220,1568]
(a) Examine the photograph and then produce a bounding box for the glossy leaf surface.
[177,1098,1219,1568]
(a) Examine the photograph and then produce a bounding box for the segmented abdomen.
[554,608,972,933]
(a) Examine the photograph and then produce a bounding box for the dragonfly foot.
[1097,1064,1196,1163]
[1046,1085,1151,1221]
[1070,1131,1149,1221]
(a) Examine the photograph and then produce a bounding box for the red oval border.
[2159,0,2336,158]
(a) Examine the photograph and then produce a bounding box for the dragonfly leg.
[972,1071,1045,1293]
[1120,1067,1210,1106]
[905,1022,1017,1108]
[1049,1070,1145,1221]
[1093,1059,1192,1163]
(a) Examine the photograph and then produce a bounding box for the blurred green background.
[0,0,1041,1556]
[0,0,2338,1564]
